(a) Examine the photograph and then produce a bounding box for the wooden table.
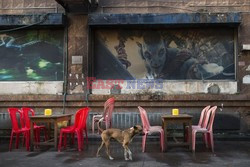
[29,114,72,151]
[161,114,192,151]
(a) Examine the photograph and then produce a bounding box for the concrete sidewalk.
[0,138,250,167]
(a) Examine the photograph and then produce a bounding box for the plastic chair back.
[103,97,115,128]
[72,109,85,129]
[103,97,115,119]
[77,107,90,130]
[198,106,210,126]
[138,106,151,131]
[21,107,35,129]
[8,108,23,131]
[201,106,217,129]
[207,106,217,132]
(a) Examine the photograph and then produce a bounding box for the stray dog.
[96,124,143,160]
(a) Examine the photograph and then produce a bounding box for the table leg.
[163,120,167,151]
[188,121,192,151]
[68,118,71,126]
[54,121,58,149]
[183,123,186,142]
[30,121,34,151]
[48,122,51,139]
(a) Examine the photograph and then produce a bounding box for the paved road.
[0,140,250,167]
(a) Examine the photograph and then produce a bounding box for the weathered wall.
[63,0,250,133]
[0,0,64,14]
[67,14,88,94]
[1,0,250,134]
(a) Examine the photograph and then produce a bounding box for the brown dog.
[96,124,143,160]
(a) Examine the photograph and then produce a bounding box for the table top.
[29,114,72,119]
[161,114,193,119]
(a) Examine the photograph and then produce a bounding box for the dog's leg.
[123,148,129,161]
[123,144,133,161]
[122,144,129,161]
[127,148,133,160]
[105,141,114,160]
[96,141,104,157]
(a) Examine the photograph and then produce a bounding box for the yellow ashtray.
[44,109,52,116]
[172,108,179,116]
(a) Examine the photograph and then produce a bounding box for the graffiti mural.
[0,29,63,81]
[94,28,235,80]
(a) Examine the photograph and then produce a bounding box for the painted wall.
[94,28,235,80]
[0,30,64,81]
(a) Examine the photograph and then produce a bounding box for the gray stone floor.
[0,137,250,167]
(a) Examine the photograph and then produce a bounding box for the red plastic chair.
[8,108,30,151]
[58,107,89,152]
[92,97,115,133]
[138,106,164,152]
[195,106,211,129]
[21,107,48,143]
[192,106,217,152]
[185,105,210,142]
[61,108,89,146]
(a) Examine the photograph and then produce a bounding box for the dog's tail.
[97,118,104,133]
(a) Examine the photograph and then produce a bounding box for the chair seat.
[146,126,164,135]
[93,114,102,118]
[193,127,208,133]
[192,125,201,129]
[34,125,46,129]
[62,125,74,130]
[93,114,106,121]
[13,127,29,133]
[60,129,75,133]
[60,127,76,133]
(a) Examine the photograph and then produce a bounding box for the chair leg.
[41,128,48,141]
[204,133,208,148]
[25,131,30,151]
[185,127,188,142]
[142,134,147,152]
[9,131,14,151]
[92,118,95,134]
[98,121,102,134]
[37,129,41,143]
[76,132,82,151]
[71,133,75,145]
[80,131,84,150]
[33,130,37,143]
[34,130,39,149]
[160,131,165,152]
[15,133,20,149]
[209,133,214,152]
[84,127,88,144]
[192,131,197,152]
[22,133,25,147]
[64,133,67,149]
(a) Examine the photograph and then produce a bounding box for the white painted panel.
[242,44,250,50]
[0,81,64,95]
[243,75,250,84]
[91,80,237,94]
